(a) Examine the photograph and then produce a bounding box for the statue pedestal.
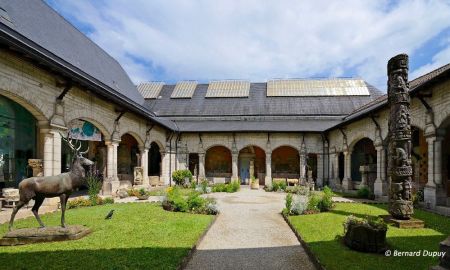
[380,215,424,229]
[0,225,91,246]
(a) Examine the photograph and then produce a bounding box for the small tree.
[172,169,193,186]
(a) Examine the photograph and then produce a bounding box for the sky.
[45,0,450,91]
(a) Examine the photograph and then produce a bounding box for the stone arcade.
[0,1,450,215]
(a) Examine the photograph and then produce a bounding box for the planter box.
[344,224,387,253]
[251,182,260,189]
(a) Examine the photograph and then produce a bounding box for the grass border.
[282,213,325,270]
[178,213,219,270]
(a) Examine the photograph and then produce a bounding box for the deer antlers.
[59,132,89,156]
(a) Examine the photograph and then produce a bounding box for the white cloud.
[48,0,450,91]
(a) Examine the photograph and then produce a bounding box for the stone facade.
[1,46,450,211]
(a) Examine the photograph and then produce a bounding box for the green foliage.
[357,186,371,199]
[272,180,287,192]
[291,200,307,215]
[319,186,334,212]
[68,196,114,209]
[200,179,209,193]
[307,193,322,212]
[211,181,240,193]
[285,193,293,214]
[139,188,148,196]
[163,186,218,215]
[285,185,310,195]
[86,175,102,205]
[264,184,273,192]
[172,169,193,186]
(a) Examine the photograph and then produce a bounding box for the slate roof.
[331,62,450,129]
[143,80,383,132]
[0,0,144,105]
[145,81,383,117]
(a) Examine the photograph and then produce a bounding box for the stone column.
[299,147,307,183]
[160,149,171,185]
[198,152,205,180]
[50,131,62,176]
[140,147,149,186]
[103,140,120,195]
[374,145,387,197]
[424,135,446,209]
[341,151,352,190]
[231,151,238,182]
[330,152,340,189]
[317,154,324,188]
[42,131,54,177]
[265,151,272,186]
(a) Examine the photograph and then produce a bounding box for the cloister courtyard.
[1,0,450,269]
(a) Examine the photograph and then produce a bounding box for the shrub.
[286,185,309,196]
[172,170,193,186]
[227,181,240,193]
[357,186,370,199]
[212,183,227,192]
[86,175,102,205]
[291,199,307,215]
[200,179,209,193]
[163,186,218,215]
[67,196,114,209]
[319,186,334,212]
[344,215,387,232]
[272,180,287,192]
[285,193,293,214]
[307,193,322,212]
[138,188,148,196]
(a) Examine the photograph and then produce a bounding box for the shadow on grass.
[0,246,190,270]
[0,245,316,270]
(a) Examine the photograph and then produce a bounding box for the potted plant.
[343,215,387,253]
[250,177,259,190]
[137,188,149,200]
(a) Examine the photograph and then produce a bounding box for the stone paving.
[184,187,317,270]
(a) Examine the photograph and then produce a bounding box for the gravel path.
[184,187,317,270]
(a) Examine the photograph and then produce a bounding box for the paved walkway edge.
[282,213,325,270]
[178,214,219,270]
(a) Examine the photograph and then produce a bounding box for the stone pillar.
[424,135,446,209]
[198,152,205,180]
[299,147,307,183]
[28,159,43,177]
[160,149,171,185]
[42,131,53,177]
[332,153,341,188]
[50,131,62,176]
[103,140,120,195]
[140,147,149,186]
[265,151,272,186]
[374,145,387,197]
[231,151,238,181]
[317,154,324,188]
[342,151,352,191]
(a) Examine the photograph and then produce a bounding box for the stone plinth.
[0,225,91,246]
[381,215,424,229]
[133,166,143,185]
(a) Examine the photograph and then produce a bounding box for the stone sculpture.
[387,54,413,220]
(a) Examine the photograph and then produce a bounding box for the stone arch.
[149,139,165,152]
[205,145,232,178]
[205,144,232,152]
[66,115,112,139]
[348,134,376,152]
[350,138,376,185]
[271,145,300,179]
[270,143,299,153]
[238,145,266,184]
[121,131,145,147]
[238,144,267,154]
[0,90,48,123]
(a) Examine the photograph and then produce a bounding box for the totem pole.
[387,54,413,220]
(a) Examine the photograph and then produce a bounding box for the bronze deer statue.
[9,136,94,231]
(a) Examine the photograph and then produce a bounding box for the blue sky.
[46,0,450,91]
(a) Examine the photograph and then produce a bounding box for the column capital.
[105,139,120,146]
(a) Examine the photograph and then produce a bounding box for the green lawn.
[0,203,214,270]
[288,203,450,270]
